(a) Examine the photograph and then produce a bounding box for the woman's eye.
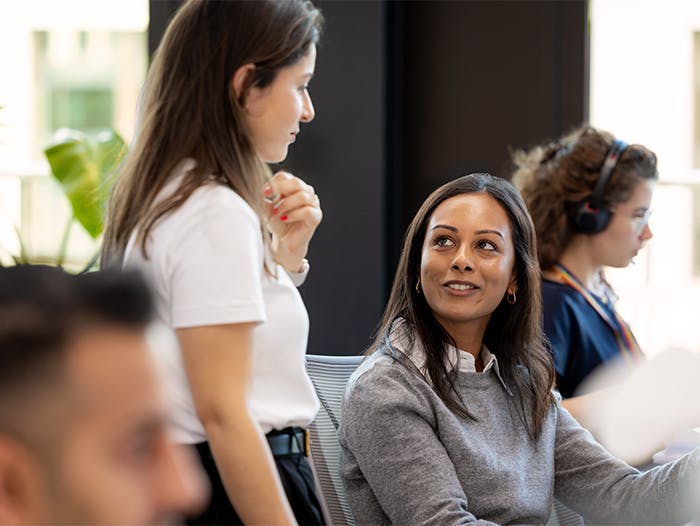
[298,85,309,93]
[433,235,454,247]
[476,240,497,251]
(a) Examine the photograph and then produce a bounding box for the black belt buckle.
[303,428,310,457]
[266,427,309,457]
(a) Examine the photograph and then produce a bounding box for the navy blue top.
[541,278,630,398]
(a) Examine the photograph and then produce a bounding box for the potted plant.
[0,127,126,270]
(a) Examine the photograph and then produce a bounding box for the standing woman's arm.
[177,323,297,526]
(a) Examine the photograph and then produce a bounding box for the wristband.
[286,258,310,287]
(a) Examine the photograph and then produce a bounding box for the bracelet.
[286,258,310,287]
[293,258,310,274]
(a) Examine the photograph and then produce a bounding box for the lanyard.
[552,263,642,361]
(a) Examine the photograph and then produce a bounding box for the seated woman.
[338,173,700,525]
[513,125,655,401]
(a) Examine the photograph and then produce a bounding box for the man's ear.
[231,63,257,104]
[0,436,44,526]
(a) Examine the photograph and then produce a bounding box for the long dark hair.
[101,0,323,268]
[513,125,658,270]
[370,173,555,437]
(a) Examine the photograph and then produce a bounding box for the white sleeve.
[167,192,267,328]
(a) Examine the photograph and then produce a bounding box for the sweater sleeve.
[553,404,700,524]
[338,361,500,526]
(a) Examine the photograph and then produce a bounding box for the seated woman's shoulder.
[346,350,430,405]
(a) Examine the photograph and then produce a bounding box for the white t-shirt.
[125,159,319,443]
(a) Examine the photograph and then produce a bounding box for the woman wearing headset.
[513,125,656,403]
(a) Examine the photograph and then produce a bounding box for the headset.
[573,138,628,234]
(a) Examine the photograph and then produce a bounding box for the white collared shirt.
[457,346,497,374]
[387,317,509,392]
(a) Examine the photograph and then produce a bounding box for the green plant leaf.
[43,129,127,239]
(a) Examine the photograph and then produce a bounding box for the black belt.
[266,427,309,457]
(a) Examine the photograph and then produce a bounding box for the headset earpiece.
[573,139,627,234]
[574,200,612,234]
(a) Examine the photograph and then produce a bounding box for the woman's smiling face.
[420,192,517,337]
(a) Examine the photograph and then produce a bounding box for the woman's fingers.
[261,170,322,273]
[263,171,314,205]
[262,171,321,228]
[275,201,323,226]
[270,190,321,220]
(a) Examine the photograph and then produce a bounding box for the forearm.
[177,323,297,525]
[555,406,700,524]
[561,386,618,439]
[205,415,296,526]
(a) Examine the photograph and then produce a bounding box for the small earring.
[507,289,516,305]
[415,278,422,294]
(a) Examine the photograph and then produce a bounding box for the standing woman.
[513,125,656,402]
[101,1,324,524]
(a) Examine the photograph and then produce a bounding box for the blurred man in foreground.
[0,265,207,525]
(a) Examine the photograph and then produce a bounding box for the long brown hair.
[101,0,323,268]
[370,173,555,438]
[512,125,658,270]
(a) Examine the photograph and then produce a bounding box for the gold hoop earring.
[415,278,422,294]
[507,289,516,305]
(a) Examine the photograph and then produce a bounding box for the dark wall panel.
[147,0,180,58]
[389,1,588,254]
[282,1,387,357]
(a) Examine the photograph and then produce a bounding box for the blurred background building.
[0,0,146,266]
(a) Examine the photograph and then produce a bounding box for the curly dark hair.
[512,125,658,270]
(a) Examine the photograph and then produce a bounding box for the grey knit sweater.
[338,326,700,525]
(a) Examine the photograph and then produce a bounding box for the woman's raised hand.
[263,171,322,273]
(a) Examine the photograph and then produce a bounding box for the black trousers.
[186,435,325,526]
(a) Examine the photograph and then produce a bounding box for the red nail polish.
[280,215,288,222]
[272,208,279,215]
[263,185,273,196]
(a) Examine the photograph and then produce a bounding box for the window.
[0,1,147,269]
[591,0,700,355]
[695,32,700,169]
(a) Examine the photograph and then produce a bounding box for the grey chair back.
[549,499,586,526]
[305,354,362,526]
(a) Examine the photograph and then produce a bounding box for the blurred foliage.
[44,128,126,240]
[0,128,126,269]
